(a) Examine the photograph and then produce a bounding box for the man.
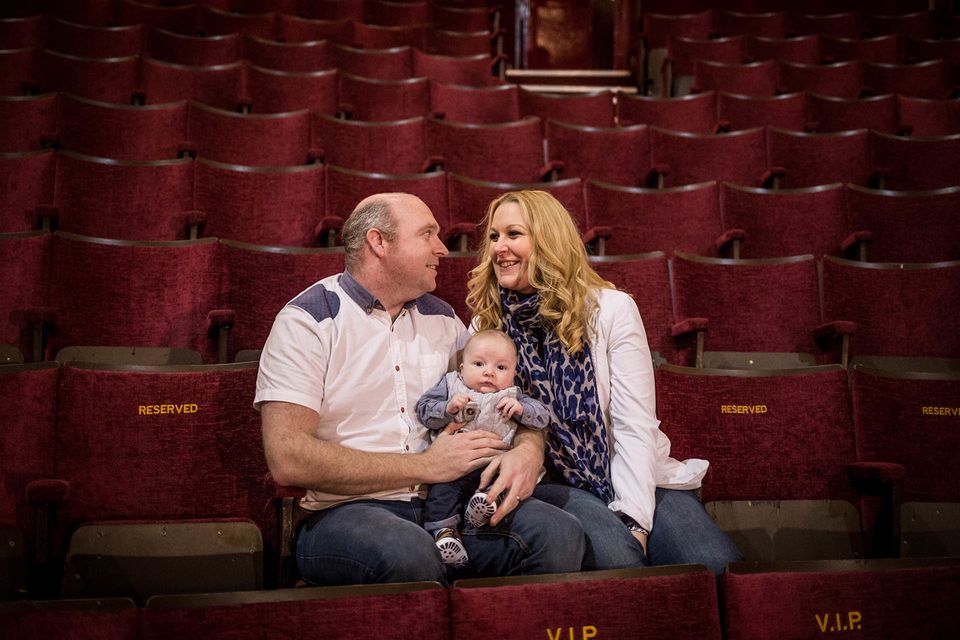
[256,193,584,585]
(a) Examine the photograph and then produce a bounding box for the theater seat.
[0,597,138,638]
[657,364,865,560]
[546,120,652,186]
[0,93,58,152]
[0,149,55,233]
[142,582,450,640]
[0,231,50,362]
[451,566,721,640]
[723,559,960,640]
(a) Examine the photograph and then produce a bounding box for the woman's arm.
[601,291,662,534]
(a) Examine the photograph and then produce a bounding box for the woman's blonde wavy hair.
[466,190,614,355]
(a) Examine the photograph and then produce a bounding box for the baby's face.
[460,337,517,393]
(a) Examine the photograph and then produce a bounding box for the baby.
[415,329,549,569]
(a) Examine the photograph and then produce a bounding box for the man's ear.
[365,227,387,258]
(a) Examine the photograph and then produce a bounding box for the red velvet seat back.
[313,114,427,174]
[0,149,55,233]
[0,232,50,354]
[0,94,57,152]
[651,127,768,187]
[426,117,544,183]
[767,128,871,188]
[546,121,651,186]
[187,103,313,167]
[617,92,716,132]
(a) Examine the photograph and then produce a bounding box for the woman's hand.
[478,429,545,526]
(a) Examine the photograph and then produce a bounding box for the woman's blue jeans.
[533,483,743,576]
[296,496,585,586]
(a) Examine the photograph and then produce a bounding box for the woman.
[466,190,741,575]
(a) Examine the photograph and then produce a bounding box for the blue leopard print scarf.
[500,288,613,502]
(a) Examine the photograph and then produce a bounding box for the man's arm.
[262,401,509,494]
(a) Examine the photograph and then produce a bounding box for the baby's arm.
[496,396,524,420]
[513,391,550,430]
[446,393,472,416]
[416,375,456,430]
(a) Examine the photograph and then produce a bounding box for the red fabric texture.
[617,92,717,132]
[429,81,518,124]
[196,160,324,247]
[745,35,820,65]
[519,89,615,128]
[718,183,847,258]
[864,11,935,39]
[656,366,856,502]
[852,369,960,503]
[0,48,34,96]
[0,233,50,352]
[717,11,787,38]
[115,0,197,34]
[546,121,651,186]
[0,14,43,48]
[0,599,139,640]
[139,58,245,111]
[584,180,721,256]
[430,5,493,33]
[651,127,768,188]
[277,15,354,46]
[58,94,188,161]
[297,0,364,22]
[863,60,952,99]
[44,19,143,58]
[246,66,338,115]
[366,0,428,27]
[0,150,55,232]
[199,6,278,39]
[313,114,427,174]
[693,60,778,97]
[844,184,960,262]
[591,253,676,364]
[766,128,872,188]
[54,152,195,241]
[48,235,221,360]
[54,363,273,549]
[778,61,862,98]
[188,104,312,167]
[426,29,493,57]
[38,50,138,104]
[333,44,413,80]
[723,563,960,639]
[716,92,807,132]
[426,117,545,183]
[0,364,56,537]
[0,93,58,152]
[667,35,745,78]
[341,73,429,121]
[896,95,960,137]
[446,174,584,247]
[642,10,714,50]
[790,12,861,39]
[451,569,721,640]
[821,258,960,359]
[147,30,242,67]
[821,34,902,64]
[671,254,822,355]
[435,253,479,324]
[808,94,898,134]
[141,588,450,639]
[353,22,425,50]
[220,243,345,356]
[412,50,496,87]
[243,37,335,73]
[325,166,448,234]
[869,132,960,191]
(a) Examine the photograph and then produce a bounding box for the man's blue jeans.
[533,483,743,576]
[296,496,585,586]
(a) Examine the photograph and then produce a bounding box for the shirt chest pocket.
[418,353,450,390]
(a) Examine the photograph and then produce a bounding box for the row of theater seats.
[3,150,959,262]
[0,0,503,54]
[5,85,960,138]
[4,231,959,367]
[1,358,957,617]
[2,562,959,638]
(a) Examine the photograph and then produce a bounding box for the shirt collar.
[341,271,418,315]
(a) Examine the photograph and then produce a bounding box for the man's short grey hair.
[341,197,398,272]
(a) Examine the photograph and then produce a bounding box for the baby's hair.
[464,329,517,357]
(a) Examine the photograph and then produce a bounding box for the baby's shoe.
[465,489,500,528]
[434,528,469,568]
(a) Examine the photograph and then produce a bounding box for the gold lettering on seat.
[720,404,768,414]
[921,406,960,416]
[137,403,200,416]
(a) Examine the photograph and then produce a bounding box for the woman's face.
[489,201,535,294]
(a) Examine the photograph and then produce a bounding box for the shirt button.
[395,365,400,372]
[405,445,410,451]
[400,407,405,413]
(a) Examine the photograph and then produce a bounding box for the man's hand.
[496,396,524,419]
[478,430,544,526]
[422,427,508,483]
[445,393,472,416]
[631,529,648,555]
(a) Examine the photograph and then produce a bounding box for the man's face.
[383,196,448,301]
[459,335,518,393]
